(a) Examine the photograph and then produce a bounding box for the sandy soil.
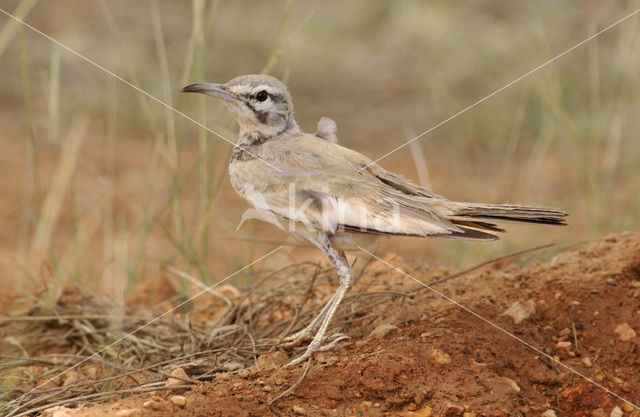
[14,232,638,417]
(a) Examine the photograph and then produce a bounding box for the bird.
[181,74,567,366]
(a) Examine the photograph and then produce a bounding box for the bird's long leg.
[287,233,353,366]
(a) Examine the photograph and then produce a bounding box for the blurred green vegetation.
[0,0,638,305]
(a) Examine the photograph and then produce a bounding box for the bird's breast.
[228,159,254,198]
[228,154,282,200]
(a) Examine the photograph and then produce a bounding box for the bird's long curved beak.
[181,83,236,102]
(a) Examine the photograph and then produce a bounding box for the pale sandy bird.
[182,74,567,365]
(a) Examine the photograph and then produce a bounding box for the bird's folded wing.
[243,133,465,237]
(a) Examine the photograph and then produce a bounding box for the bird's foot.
[279,327,316,348]
[279,294,337,348]
[286,333,350,366]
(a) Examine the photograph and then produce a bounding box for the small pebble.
[408,402,418,411]
[606,279,617,286]
[592,408,606,417]
[561,386,583,402]
[43,407,74,417]
[115,410,140,417]
[610,406,623,417]
[324,399,338,409]
[559,328,572,337]
[542,410,557,417]
[622,402,634,412]
[590,289,600,294]
[445,402,464,416]
[614,323,636,341]
[142,397,165,411]
[170,395,187,407]
[581,357,593,367]
[502,300,536,324]
[413,406,433,417]
[430,349,452,365]
[503,377,521,392]
[463,412,477,417]
[293,405,305,415]
[165,367,190,386]
[556,341,572,351]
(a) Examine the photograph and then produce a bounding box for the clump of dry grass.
[0,241,559,416]
[0,256,404,416]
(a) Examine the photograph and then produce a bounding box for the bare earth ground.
[3,232,640,416]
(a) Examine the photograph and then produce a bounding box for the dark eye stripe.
[242,91,284,102]
[243,101,269,123]
[269,93,284,102]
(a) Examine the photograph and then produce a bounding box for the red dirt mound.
[19,233,640,416]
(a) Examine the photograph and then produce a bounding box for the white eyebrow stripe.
[230,85,252,96]
[252,85,280,95]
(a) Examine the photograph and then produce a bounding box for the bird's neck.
[236,118,299,147]
[230,119,299,163]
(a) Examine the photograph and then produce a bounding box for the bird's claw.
[279,329,315,349]
[286,333,350,366]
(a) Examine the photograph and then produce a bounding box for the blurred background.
[0,0,638,309]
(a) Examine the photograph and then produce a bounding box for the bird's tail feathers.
[450,203,568,226]
[437,202,567,241]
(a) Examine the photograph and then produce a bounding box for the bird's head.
[182,74,299,139]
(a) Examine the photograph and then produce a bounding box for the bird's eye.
[255,91,269,102]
